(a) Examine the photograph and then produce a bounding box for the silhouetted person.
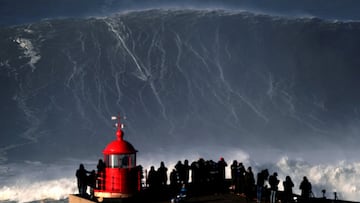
[283,176,294,203]
[256,169,269,203]
[148,166,157,189]
[179,183,187,198]
[217,157,228,193]
[237,162,246,194]
[218,157,227,180]
[245,166,255,201]
[231,160,238,190]
[300,176,312,200]
[175,160,185,185]
[158,161,168,187]
[76,164,89,196]
[206,160,218,193]
[88,170,97,198]
[96,159,106,189]
[197,158,206,185]
[183,159,190,185]
[269,172,279,203]
[97,159,105,172]
[170,168,178,193]
[321,189,326,199]
[137,165,144,190]
[190,160,199,185]
[171,183,187,203]
[190,158,205,186]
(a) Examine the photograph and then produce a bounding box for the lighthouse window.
[105,154,136,168]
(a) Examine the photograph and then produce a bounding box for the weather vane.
[111,114,126,130]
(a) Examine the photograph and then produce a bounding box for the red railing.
[96,168,140,193]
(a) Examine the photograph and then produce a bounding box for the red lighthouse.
[94,116,141,200]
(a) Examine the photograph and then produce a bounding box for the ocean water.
[1,8,360,202]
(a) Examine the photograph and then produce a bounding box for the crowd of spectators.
[77,157,316,203]
[144,157,314,203]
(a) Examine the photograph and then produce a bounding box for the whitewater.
[1,149,360,202]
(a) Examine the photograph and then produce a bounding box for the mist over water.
[1,8,360,202]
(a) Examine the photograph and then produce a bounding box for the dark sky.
[1,0,360,26]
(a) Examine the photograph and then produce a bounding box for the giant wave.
[1,9,360,202]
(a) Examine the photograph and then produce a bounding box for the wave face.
[1,9,360,201]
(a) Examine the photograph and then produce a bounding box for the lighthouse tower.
[94,116,141,200]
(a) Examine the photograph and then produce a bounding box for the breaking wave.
[0,178,75,203]
[1,8,360,202]
[1,155,360,202]
[0,160,78,202]
[275,158,360,201]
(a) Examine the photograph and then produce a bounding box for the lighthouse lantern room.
[94,116,141,200]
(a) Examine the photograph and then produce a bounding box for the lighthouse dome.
[103,129,137,155]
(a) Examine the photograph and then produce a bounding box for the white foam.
[0,178,77,202]
[274,157,360,201]
[14,37,41,71]
[0,160,83,202]
[1,154,360,202]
